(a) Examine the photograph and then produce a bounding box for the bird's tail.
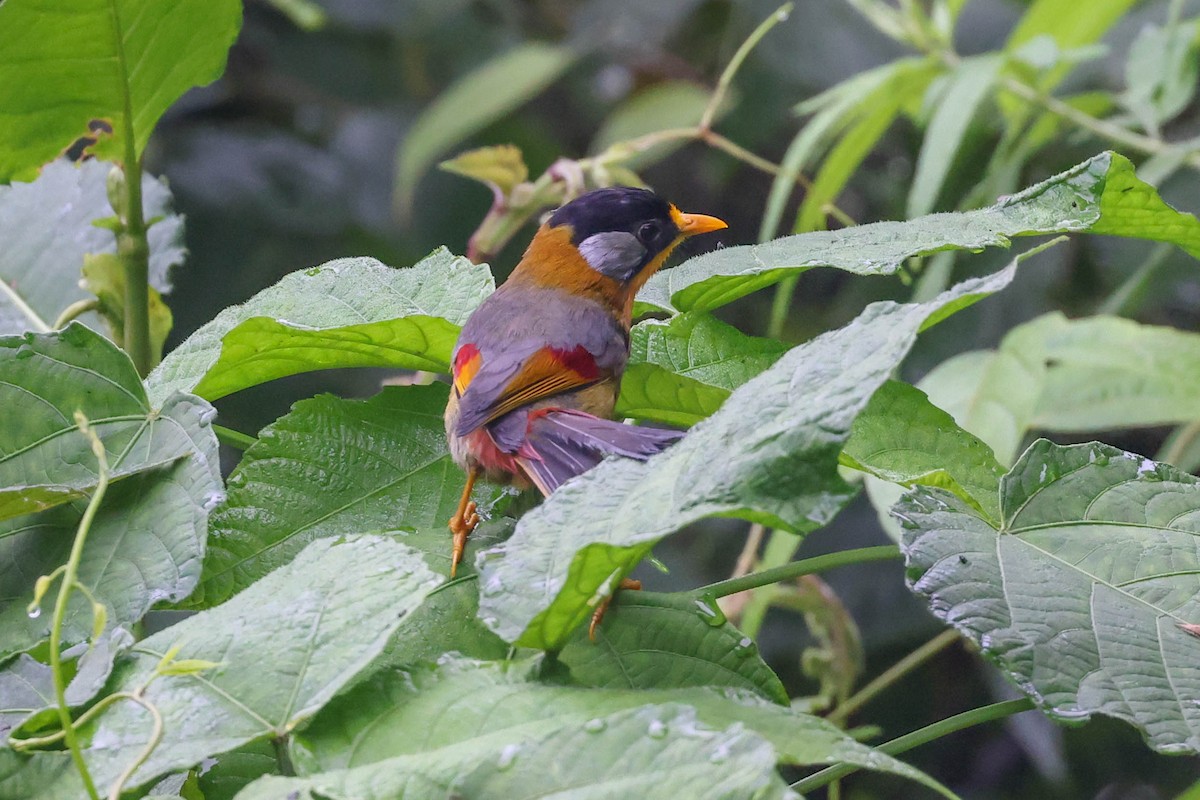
[515,409,683,496]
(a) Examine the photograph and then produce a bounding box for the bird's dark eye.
[637,222,661,243]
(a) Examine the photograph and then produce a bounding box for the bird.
[444,187,727,586]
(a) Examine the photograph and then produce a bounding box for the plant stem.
[698,545,900,599]
[46,422,111,800]
[828,628,960,726]
[1098,242,1173,317]
[105,691,163,800]
[213,424,258,451]
[107,0,152,377]
[792,698,1035,794]
[53,299,101,329]
[273,735,296,776]
[699,3,793,131]
[1163,420,1200,468]
[1001,76,1200,170]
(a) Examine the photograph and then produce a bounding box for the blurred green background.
[147,1,1200,796]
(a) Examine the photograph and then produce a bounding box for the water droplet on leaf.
[732,636,757,658]
[693,594,726,627]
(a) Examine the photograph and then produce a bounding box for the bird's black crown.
[548,187,678,253]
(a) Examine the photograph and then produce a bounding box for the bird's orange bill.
[474,345,603,426]
[669,206,728,236]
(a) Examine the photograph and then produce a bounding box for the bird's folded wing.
[453,344,607,435]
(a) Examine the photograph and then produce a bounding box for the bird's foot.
[588,578,642,641]
[449,501,480,578]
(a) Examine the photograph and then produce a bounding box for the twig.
[1001,77,1200,170]
[828,628,961,726]
[717,523,766,620]
[42,415,110,800]
[53,299,101,329]
[699,3,793,131]
[105,690,164,800]
[698,545,900,598]
[792,698,1035,793]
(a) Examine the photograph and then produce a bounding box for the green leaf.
[146,250,493,405]
[907,55,1003,218]
[370,571,511,668]
[795,60,938,232]
[272,704,796,800]
[0,325,221,660]
[0,324,199,520]
[394,43,576,218]
[615,314,787,425]
[439,144,528,198]
[913,313,1200,469]
[0,160,184,336]
[1007,0,1137,58]
[636,151,1200,315]
[900,439,1200,754]
[42,536,442,794]
[558,590,789,704]
[843,380,1004,522]
[1028,314,1200,431]
[479,260,1019,650]
[287,657,949,796]
[1,629,133,739]
[0,0,241,180]
[1122,20,1200,136]
[914,322,1051,466]
[193,384,499,607]
[196,741,277,800]
[591,81,715,168]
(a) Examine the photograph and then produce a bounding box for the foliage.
[4,1,1200,798]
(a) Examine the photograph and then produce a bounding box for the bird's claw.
[588,578,642,641]
[449,501,480,578]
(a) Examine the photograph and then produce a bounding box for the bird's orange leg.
[449,466,481,578]
[588,578,642,641]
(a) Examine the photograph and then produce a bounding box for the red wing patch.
[452,343,482,396]
[481,345,604,423]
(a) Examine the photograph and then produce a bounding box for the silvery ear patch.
[578,231,647,281]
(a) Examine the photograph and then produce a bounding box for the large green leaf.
[146,250,493,405]
[0,629,132,740]
[637,151,1200,315]
[478,259,1021,650]
[2,536,442,796]
[615,313,787,426]
[0,324,209,521]
[900,440,1200,754]
[0,325,221,660]
[913,313,1200,468]
[0,160,184,336]
[394,43,576,217]
[1027,314,1200,431]
[843,380,1004,522]
[557,590,789,705]
[253,704,793,800]
[193,384,498,607]
[0,0,241,180]
[287,656,948,796]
